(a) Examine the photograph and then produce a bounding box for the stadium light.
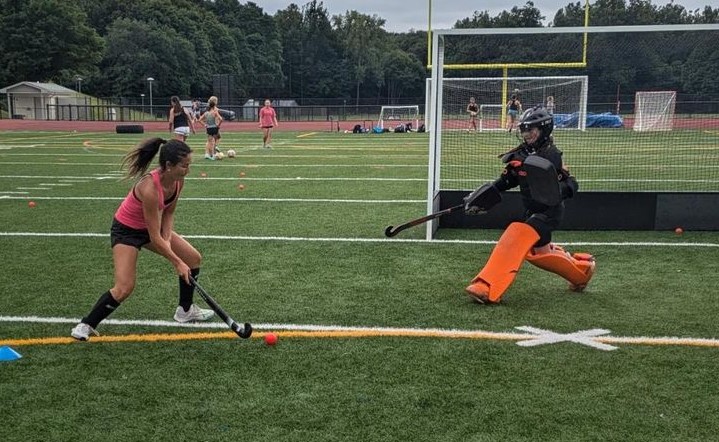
[147,77,154,118]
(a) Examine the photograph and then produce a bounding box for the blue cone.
[0,346,22,361]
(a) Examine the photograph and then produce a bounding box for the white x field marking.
[515,326,617,351]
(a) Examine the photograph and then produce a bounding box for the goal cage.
[378,105,420,130]
[633,91,677,132]
[425,25,719,238]
[479,104,505,132]
[424,76,589,133]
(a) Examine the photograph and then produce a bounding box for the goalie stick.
[384,204,464,237]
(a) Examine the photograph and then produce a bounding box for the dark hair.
[121,138,192,180]
[170,96,183,114]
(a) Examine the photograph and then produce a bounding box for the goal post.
[378,105,420,130]
[633,91,677,131]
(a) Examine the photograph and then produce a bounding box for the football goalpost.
[424,76,589,132]
[378,105,420,130]
[633,91,677,131]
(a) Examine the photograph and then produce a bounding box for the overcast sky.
[250,0,714,32]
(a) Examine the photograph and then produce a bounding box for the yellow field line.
[1,329,719,348]
[0,330,525,346]
[296,132,317,138]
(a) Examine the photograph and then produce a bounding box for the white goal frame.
[378,105,420,130]
[633,91,677,132]
[479,104,505,132]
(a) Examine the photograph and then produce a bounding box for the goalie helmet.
[518,105,553,150]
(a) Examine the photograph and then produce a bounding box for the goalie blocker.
[463,183,502,214]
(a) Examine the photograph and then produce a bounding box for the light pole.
[74,75,83,94]
[140,93,145,117]
[147,77,154,118]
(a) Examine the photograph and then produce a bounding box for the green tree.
[0,0,103,88]
[333,10,388,106]
[682,35,719,93]
[211,1,284,99]
[381,49,426,101]
[392,31,429,67]
[98,18,195,98]
[552,2,587,26]
[493,1,545,27]
[275,4,304,98]
[276,1,347,100]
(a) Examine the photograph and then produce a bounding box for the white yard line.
[0,231,717,247]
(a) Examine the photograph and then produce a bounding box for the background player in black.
[506,94,522,132]
[467,96,479,132]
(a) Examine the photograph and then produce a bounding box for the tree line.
[0,0,716,105]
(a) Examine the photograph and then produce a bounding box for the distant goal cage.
[479,105,504,132]
[426,24,719,238]
[633,91,677,132]
[378,105,420,130]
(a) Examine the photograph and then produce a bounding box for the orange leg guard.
[465,222,540,304]
[525,244,596,292]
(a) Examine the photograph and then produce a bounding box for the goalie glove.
[464,183,502,215]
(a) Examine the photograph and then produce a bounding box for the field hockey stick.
[384,204,464,237]
[189,276,252,339]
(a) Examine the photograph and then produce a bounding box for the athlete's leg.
[465,222,540,304]
[205,135,214,159]
[110,244,140,301]
[72,244,139,339]
[526,244,595,291]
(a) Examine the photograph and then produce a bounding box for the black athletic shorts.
[206,127,219,136]
[111,218,150,249]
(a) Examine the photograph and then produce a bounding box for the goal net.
[425,76,588,133]
[479,104,504,132]
[378,105,419,130]
[633,91,676,131]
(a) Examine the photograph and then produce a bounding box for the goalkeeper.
[463,105,595,304]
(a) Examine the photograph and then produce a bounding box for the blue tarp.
[554,112,624,128]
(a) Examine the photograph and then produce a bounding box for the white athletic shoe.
[174,304,215,323]
[71,323,99,341]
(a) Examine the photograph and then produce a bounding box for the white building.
[0,81,80,120]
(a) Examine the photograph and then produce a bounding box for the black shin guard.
[82,291,120,328]
[179,268,200,311]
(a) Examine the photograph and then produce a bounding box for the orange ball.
[264,333,278,346]
[28,201,36,208]
[674,227,683,235]
[239,172,246,177]
[238,184,245,190]
[200,172,207,178]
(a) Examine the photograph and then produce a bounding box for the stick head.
[384,225,396,237]
[235,323,253,339]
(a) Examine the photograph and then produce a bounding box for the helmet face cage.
[518,105,553,148]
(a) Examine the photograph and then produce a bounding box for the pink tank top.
[259,107,276,127]
[114,169,179,229]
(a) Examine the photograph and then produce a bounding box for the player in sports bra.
[71,138,214,341]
